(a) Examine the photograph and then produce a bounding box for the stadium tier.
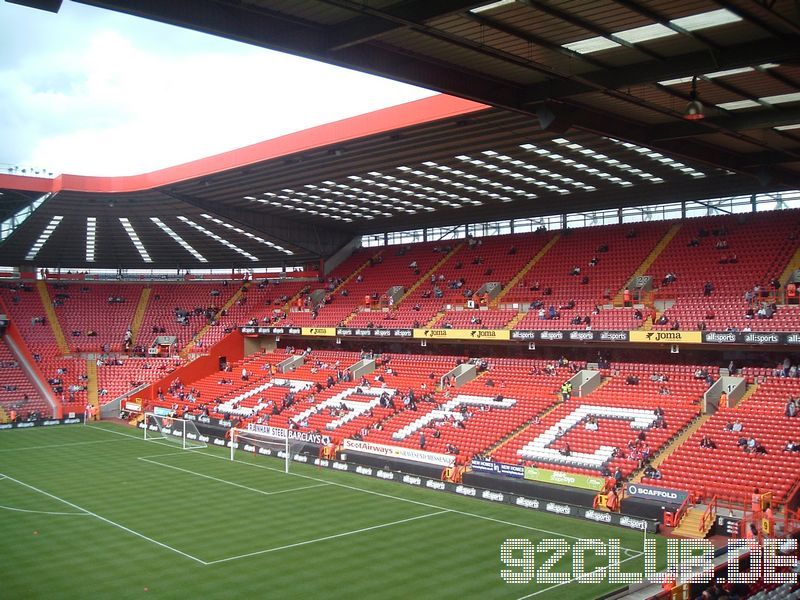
[502,221,669,305]
[138,343,799,506]
[49,283,139,353]
[0,338,47,418]
[137,282,241,351]
[96,356,181,401]
[646,376,800,503]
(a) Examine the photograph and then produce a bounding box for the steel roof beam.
[325,0,486,51]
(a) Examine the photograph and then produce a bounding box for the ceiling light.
[761,92,800,105]
[684,76,705,120]
[25,215,63,261]
[177,216,258,262]
[716,99,760,111]
[85,217,96,262]
[470,0,516,14]
[563,9,740,55]
[119,217,152,263]
[151,217,207,262]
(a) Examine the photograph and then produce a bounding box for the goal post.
[230,426,332,474]
[231,427,290,473]
[143,412,206,450]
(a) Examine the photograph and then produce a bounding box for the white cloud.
[0,1,436,176]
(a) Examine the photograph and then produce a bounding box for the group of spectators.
[775,358,799,378]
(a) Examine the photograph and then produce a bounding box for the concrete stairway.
[672,506,714,539]
[631,413,709,483]
[613,223,682,305]
[130,287,151,346]
[181,284,247,357]
[504,311,527,330]
[398,243,464,305]
[36,281,70,355]
[336,250,384,292]
[733,382,759,408]
[487,401,563,457]
[86,358,99,415]
[492,234,560,307]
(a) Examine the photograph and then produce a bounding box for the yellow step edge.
[613,223,682,305]
[86,358,99,416]
[36,281,70,355]
[425,311,446,328]
[630,413,710,482]
[492,234,561,308]
[488,400,563,457]
[334,249,385,292]
[330,250,386,326]
[181,284,247,357]
[504,311,527,330]
[398,242,465,305]
[130,287,151,346]
[672,506,715,538]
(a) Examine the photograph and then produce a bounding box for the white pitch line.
[0,438,131,452]
[0,472,206,565]
[84,423,186,451]
[86,425,643,554]
[205,510,451,565]
[0,504,90,516]
[138,456,330,496]
[515,551,644,599]
[137,451,200,460]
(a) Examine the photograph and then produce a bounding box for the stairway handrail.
[700,495,718,533]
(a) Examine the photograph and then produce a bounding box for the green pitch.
[0,423,666,599]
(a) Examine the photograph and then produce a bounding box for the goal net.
[143,412,206,450]
[230,426,329,474]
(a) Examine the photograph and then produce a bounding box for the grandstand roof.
[1,0,799,269]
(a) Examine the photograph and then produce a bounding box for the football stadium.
[2,1,800,598]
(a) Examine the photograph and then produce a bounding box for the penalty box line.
[0,472,207,565]
[205,510,451,566]
[88,425,644,558]
[204,452,643,555]
[515,550,645,600]
[135,456,451,565]
[137,455,330,496]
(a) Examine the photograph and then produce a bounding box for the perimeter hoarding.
[524,466,605,491]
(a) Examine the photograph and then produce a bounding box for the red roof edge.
[0,94,488,195]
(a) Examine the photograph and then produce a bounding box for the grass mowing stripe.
[205,509,451,565]
[0,437,133,452]
[137,456,330,496]
[0,472,207,565]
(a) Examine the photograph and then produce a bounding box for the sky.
[0,0,436,177]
